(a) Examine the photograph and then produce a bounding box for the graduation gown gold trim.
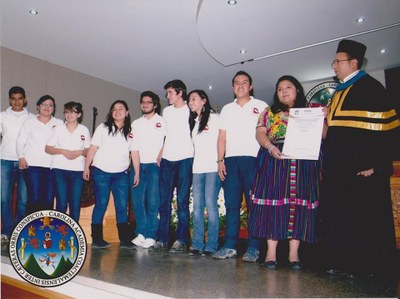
[327,85,400,131]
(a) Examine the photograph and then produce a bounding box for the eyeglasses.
[40,103,54,108]
[64,110,79,114]
[331,59,352,66]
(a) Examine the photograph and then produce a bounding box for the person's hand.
[132,174,140,187]
[218,162,227,181]
[270,146,284,160]
[357,168,374,177]
[83,168,90,181]
[19,158,29,169]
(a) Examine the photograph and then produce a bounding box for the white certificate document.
[282,107,324,160]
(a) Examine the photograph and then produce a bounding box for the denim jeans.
[158,158,193,245]
[130,163,160,240]
[1,159,28,237]
[91,167,129,224]
[192,172,221,253]
[25,166,54,213]
[52,168,84,222]
[223,156,260,250]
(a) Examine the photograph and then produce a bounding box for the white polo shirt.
[47,123,91,171]
[162,104,194,161]
[131,114,166,164]
[17,115,63,167]
[91,124,134,173]
[192,113,220,174]
[0,107,33,161]
[219,97,268,158]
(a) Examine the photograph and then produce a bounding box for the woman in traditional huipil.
[249,75,323,270]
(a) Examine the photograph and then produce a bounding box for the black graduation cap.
[336,39,366,64]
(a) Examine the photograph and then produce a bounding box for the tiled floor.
[2,240,399,298]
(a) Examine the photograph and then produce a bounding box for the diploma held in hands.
[282,107,324,160]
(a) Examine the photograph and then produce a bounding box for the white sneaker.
[142,238,156,249]
[131,234,145,246]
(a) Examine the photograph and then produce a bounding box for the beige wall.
[1,47,142,133]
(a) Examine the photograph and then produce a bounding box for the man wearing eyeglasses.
[320,39,400,278]
[130,91,166,250]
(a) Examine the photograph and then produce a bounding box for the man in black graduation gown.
[320,39,400,277]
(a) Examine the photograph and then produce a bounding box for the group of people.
[1,39,399,277]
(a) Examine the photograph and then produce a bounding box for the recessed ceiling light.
[29,9,38,15]
[240,49,247,54]
[380,48,387,54]
[356,17,365,23]
[208,85,213,90]
[227,1,237,5]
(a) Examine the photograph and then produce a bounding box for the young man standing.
[150,80,194,253]
[131,91,166,249]
[1,86,33,241]
[214,71,268,262]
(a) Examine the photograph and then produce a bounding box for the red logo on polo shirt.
[128,133,134,139]
[80,135,85,141]
[252,108,260,115]
[156,122,162,128]
[203,125,209,131]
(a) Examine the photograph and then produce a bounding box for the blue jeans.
[158,158,193,245]
[1,159,28,237]
[223,156,261,250]
[91,167,129,224]
[25,166,54,213]
[192,172,221,253]
[130,163,160,240]
[52,168,84,222]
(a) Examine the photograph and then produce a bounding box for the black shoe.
[92,239,112,248]
[189,249,202,256]
[120,240,136,249]
[326,268,347,276]
[288,261,303,270]
[202,251,214,257]
[263,261,277,269]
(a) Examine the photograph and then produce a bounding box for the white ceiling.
[1,0,400,109]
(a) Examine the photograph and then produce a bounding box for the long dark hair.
[188,89,213,136]
[271,75,306,113]
[104,100,131,139]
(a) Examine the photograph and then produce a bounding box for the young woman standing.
[45,102,90,222]
[188,90,221,256]
[17,95,63,213]
[83,100,138,249]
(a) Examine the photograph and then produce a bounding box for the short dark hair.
[232,71,254,97]
[140,91,161,115]
[64,101,83,123]
[9,86,26,98]
[36,95,56,115]
[232,70,253,86]
[164,79,187,101]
